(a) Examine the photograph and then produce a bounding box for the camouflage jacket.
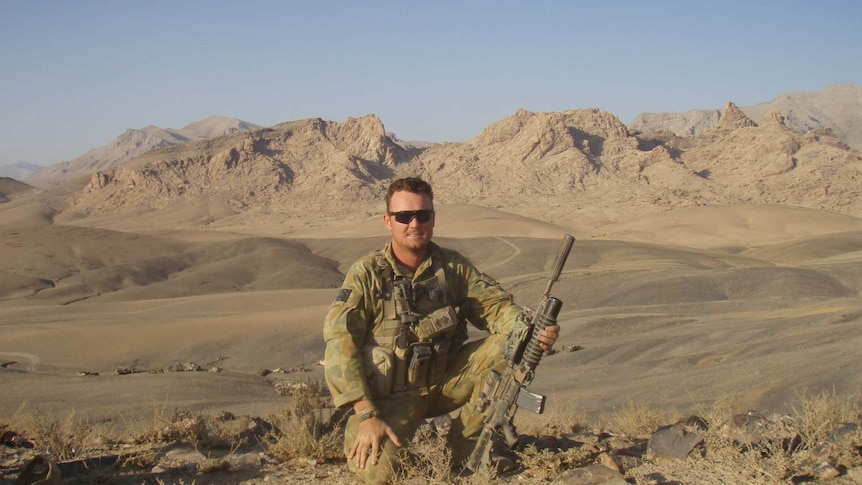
[323,240,523,408]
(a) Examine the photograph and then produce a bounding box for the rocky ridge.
[60,102,862,220]
[25,116,261,188]
[70,115,405,216]
[629,84,862,150]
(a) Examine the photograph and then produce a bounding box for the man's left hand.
[537,324,560,351]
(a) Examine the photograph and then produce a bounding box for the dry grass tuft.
[10,404,107,461]
[396,425,455,484]
[788,388,859,448]
[3,385,859,483]
[515,399,588,438]
[262,378,344,463]
[517,445,593,480]
[603,398,674,437]
[626,390,862,484]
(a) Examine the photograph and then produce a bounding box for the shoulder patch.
[478,272,501,287]
[334,288,352,304]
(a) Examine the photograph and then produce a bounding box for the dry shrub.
[626,391,862,484]
[263,378,343,462]
[396,425,455,484]
[10,404,106,461]
[517,445,593,481]
[788,388,859,448]
[515,399,588,438]
[199,456,231,474]
[603,399,674,437]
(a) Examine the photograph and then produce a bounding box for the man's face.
[384,190,435,255]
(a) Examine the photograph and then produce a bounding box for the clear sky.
[1,0,860,167]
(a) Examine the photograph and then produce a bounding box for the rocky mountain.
[70,114,406,216]
[65,105,862,219]
[629,84,862,150]
[0,161,42,180]
[25,116,261,188]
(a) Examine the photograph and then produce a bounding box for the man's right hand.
[349,415,402,469]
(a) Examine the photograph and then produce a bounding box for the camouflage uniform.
[323,241,524,483]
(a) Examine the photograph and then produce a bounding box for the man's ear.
[383,213,392,231]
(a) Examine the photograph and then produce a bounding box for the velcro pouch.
[361,346,395,398]
[415,306,457,341]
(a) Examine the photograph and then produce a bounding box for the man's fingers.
[369,442,379,465]
[386,427,403,447]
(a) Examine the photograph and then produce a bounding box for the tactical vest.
[361,250,466,397]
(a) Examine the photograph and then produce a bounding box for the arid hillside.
[2,87,862,484]
[630,84,862,150]
[25,116,261,188]
[53,102,862,224]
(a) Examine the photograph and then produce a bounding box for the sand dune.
[1,199,860,428]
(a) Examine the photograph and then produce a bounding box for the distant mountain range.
[629,84,862,150]
[25,116,261,187]
[11,85,862,221]
[0,161,42,180]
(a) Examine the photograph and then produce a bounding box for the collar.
[383,241,440,279]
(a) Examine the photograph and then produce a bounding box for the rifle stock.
[466,234,574,473]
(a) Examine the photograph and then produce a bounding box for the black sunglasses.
[386,210,434,224]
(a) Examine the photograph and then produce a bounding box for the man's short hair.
[385,177,434,210]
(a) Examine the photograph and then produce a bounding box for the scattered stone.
[562,344,584,353]
[675,414,709,431]
[215,411,236,421]
[57,454,120,476]
[552,464,628,484]
[720,410,770,446]
[274,380,310,396]
[597,452,622,473]
[167,361,202,372]
[113,366,143,375]
[813,461,841,480]
[646,423,704,460]
[605,436,645,456]
[76,370,99,376]
[209,366,222,373]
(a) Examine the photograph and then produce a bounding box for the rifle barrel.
[544,234,575,296]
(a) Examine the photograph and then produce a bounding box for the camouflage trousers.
[343,333,508,484]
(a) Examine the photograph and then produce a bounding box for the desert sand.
[2,191,860,432]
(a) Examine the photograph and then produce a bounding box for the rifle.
[466,233,575,473]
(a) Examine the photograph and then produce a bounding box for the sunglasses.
[386,209,435,224]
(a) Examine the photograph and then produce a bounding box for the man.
[323,177,559,483]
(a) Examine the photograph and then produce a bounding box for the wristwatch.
[357,408,380,423]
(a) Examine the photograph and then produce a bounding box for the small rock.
[597,452,622,473]
[553,464,628,484]
[814,461,841,480]
[646,423,704,460]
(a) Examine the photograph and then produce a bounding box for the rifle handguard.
[522,297,562,370]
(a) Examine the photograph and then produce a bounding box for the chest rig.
[362,251,464,396]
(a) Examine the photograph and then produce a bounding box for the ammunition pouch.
[415,306,457,340]
[407,343,433,389]
[374,305,460,393]
[361,346,394,398]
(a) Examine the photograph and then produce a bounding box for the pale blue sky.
[1,0,860,166]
